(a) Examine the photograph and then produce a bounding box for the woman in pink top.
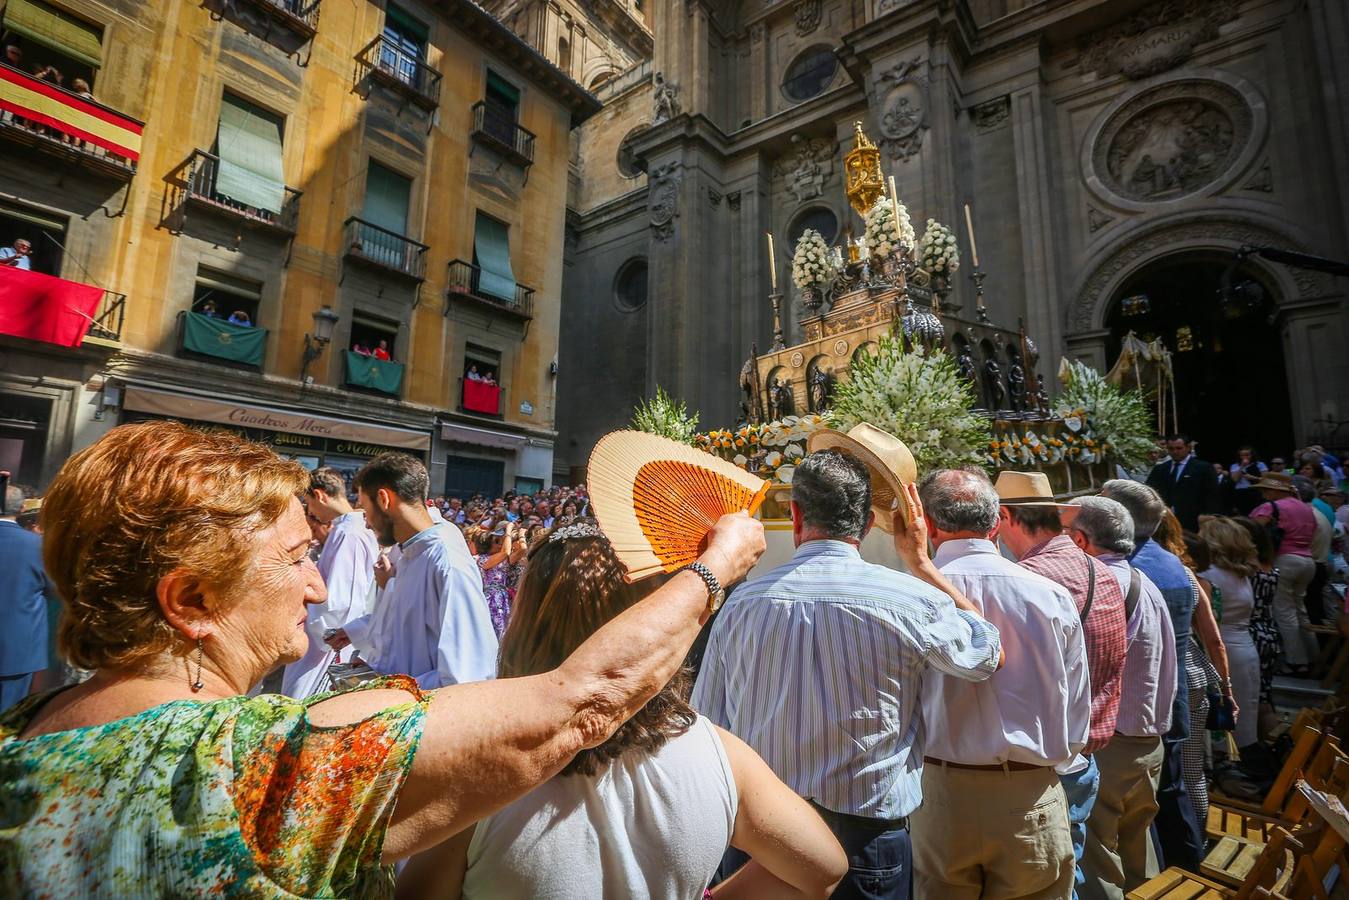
[1250,472,1318,670]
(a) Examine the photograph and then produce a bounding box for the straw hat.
[806,423,917,533]
[993,471,1071,509]
[1251,471,1297,494]
[18,498,41,515]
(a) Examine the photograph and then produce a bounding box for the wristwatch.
[680,561,726,614]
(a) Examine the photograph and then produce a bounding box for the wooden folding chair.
[1206,742,1346,852]
[1128,827,1298,900]
[1208,728,1332,840]
[1244,780,1349,900]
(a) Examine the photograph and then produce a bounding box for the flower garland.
[918,219,960,276]
[791,228,836,290]
[863,197,915,259]
[829,338,989,472]
[696,414,833,485]
[1055,360,1157,471]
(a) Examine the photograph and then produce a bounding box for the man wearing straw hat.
[994,471,1127,900]
[912,467,1089,900]
[1250,470,1320,671]
[693,424,1003,900]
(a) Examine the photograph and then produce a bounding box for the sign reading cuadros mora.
[122,387,430,451]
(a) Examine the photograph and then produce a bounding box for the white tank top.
[463,715,738,900]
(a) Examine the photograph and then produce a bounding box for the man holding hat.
[912,467,1089,900]
[694,424,1003,900]
[1250,471,1320,670]
[995,471,1127,899]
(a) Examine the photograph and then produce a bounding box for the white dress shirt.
[344,521,498,689]
[282,511,379,698]
[924,539,1090,768]
[1099,553,1176,738]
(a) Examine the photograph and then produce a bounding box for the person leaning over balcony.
[0,422,768,896]
[227,309,252,327]
[374,339,392,361]
[0,238,32,270]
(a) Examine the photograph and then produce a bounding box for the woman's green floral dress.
[0,676,428,898]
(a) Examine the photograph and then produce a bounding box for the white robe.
[282,511,379,698]
[345,522,498,689]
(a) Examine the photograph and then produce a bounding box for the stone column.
[1280,296,1349,445]
[1009,83,1065,379]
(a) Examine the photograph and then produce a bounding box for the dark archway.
[1105,252,1293,465]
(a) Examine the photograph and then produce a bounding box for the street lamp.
[301,304,341,384]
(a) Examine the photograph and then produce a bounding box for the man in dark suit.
[0,485,53,712]
[1146,433,1220,531]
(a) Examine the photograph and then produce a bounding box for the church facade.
[552,0,1349,479]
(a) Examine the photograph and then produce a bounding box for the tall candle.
[766,232,777,291]
[964,202,980,269]
[888,175,899,213]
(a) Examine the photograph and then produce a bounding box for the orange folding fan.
[588,430,770,582]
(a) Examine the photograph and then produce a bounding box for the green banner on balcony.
[183,312,265,365]
[345,351,404,394]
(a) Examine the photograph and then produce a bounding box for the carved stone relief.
[727,191,742,211]
[775,134,837,204]
[1079,0,1239,81]
[648,163,682,241]
[795,0,822,35]
[708,188,723,207]
[651,73,680,123]
[1091,80,1252,203]
[1070,217,1321,333]
[972,96,1010,132]
[1087,206,1116,233]
[1244,161,1273,193]
[875,58,929,161]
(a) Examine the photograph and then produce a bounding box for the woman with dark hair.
[397,520,847,899]
[1233,516,1284,736]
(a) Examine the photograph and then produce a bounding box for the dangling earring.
[191,636,205,692]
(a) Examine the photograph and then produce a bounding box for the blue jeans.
[1152,736,1203,871]
[719,802,912,899]
[1060,755,1101,900]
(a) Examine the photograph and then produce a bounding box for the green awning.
[345,351,404,395]
[2,0,102,68]
[183,312,265,366]
[486,71,520,106]
[473,213,516,301]
[215,94,286,215]
[361,161,411,234]
[384,4,428,42]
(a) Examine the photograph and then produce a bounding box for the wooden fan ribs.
[635,460,755,571]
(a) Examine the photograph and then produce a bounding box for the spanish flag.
[0,64,141,162]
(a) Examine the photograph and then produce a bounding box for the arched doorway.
[1105,252,1293,464]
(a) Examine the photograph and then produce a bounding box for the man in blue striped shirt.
[693,450,1002,899]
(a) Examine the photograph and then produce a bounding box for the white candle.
[766,232,777,291]
[964,202,980,269]
[888,175,899,213]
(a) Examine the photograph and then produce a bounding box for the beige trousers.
[1080,734,1165,900]
[911,763,1074,900]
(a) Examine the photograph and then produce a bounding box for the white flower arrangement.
[830,338,989,472]
[791,228,837,290]
[863,197,915,259]
[695,414,833,486]
[1054,360,1157,471]
[918,219,960,276]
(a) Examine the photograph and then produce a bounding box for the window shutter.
[2,0,102,68]
[214,94,286,214]
[486,71,520,107]
[361,162,411,235]
[473,213,516,301]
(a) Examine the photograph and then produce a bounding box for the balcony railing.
[239,0,320,38]
[0,62,142,181]
[344,217,428,281]
[446,259,534,319]
[356,35,441,110]
[85,290,126,343]
[168,149,301,237]
[469,101,534,168]
[203,0,320,55]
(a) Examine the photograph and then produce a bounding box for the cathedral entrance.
[1105,252,1294,465]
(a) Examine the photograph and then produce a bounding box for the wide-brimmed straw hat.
[1251,471,1297,494]
[994,471,1072,509]
[807,423,917,533]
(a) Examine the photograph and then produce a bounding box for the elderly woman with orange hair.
[0,422,766,897]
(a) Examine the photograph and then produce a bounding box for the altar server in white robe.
[282,467,379,698]
[328,453,498,688]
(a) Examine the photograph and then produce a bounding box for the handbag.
[1206,690,1237,731]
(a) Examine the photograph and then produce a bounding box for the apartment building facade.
[0,0,596,496]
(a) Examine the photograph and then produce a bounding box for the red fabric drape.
[0,268,105,347]
[463,379,501,415]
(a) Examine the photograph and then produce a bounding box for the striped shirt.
[691,540,1001,820]
[1099,554,1177,738]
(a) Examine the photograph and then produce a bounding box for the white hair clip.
[548,522,603,544]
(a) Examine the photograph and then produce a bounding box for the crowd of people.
[1,421,1347,898]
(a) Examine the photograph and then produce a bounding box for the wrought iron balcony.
[469,101,534,168]
[85,290,126,343]
[446,259,534,319]
[356,35,441,110]
[203,0,320,56]
[344,217,428,281]
[237,0,320,38]
[168,150,301,237]
[0,62,141,181]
